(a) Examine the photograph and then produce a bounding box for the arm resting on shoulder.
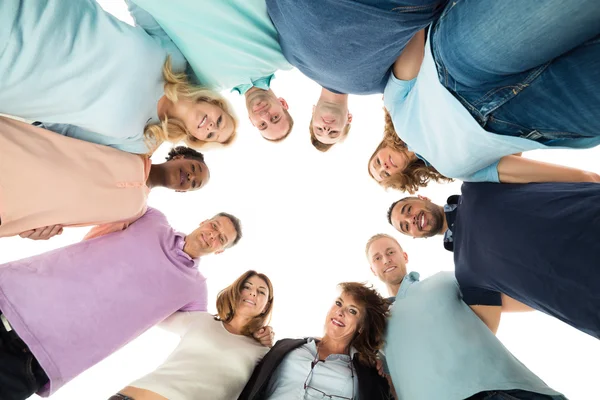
[392,29,426,81]
[498,155,600,183]
[501,293,534,312]
[469,305,502,334]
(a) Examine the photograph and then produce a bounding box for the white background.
[1,1,598,398]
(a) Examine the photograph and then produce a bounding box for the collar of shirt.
[443,195,460,252]
[415,152,431,167]
[390,272,421,304]
[231,74,275,95]
[173,233,199,267]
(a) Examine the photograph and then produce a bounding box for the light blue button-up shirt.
[130,0,292,92]
[383,34,600,183]
[265,338,359,400]
[385,272,562,400]
[0,0,186,154]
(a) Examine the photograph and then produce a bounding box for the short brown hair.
[215,270,274,337]
[365,233,400,259]
[338,282,390,367]
[309,116,351,152]
[368,109,452,193]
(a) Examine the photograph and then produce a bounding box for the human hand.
[376,359,386,377]
[19,225,63,240]
[253,326,275,348]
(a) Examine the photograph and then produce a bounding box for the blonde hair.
[143,58,238,153]
[365,233,400,259]
[309,116,351,152]
[215,270,274,337]
[368,109,452,193]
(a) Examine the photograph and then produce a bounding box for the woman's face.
[180,100,235,143]
[237,276,270,318]
[369,145,408,182]
[324,291,363,342]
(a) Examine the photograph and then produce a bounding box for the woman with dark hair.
[0,117,210,240]
[238,282,392,400]
[0,0,237,154]
[112,270,275,400]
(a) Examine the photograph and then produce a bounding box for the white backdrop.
[0,1,598,399]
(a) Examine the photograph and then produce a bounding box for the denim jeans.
[431,0,600,144]
[0,313,49,400]
[467,389,568,400]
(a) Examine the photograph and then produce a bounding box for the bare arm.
[469,305,502,334]
[392,29,426,81]
[497,155,600,183]
[501,293,534,312]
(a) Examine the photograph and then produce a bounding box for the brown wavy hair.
[309,116,351,152]
[338,282,390,368]
[215,270,274,337]
[143,57,238,154]
[368,109,452,193]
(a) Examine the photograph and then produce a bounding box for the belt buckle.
[1,314,12,332]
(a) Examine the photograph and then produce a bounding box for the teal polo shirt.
[385,272,561,400]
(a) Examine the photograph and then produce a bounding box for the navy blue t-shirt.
[451,182,600,339]
[266,0,446,95]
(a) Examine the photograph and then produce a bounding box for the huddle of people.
[0,0,598,399]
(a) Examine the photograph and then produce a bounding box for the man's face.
[185,216,237,256]
[163,155,209,192]
[311,103,352,145]
[390,198,445,238]
[367,237,407,286]
[246,89,291,141]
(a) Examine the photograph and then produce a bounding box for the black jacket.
[238,338,392,400]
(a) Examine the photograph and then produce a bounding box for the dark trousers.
[0,311,49,400]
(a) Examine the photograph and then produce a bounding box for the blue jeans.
[431,0,600,145]
[0,312,48,400]
[468,390,568,400]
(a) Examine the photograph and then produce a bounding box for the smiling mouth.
[179,169,185,186]
[253,102,269,113]
[384,266,397,273]
[322,117,335,124]
[389,155,398,168]
[243,299,256,306]
[198,115,207,129]
[331,318,345,327]
[418,211,425,231]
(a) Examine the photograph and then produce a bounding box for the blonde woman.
[0,0,237,154]
[112,270,275,400]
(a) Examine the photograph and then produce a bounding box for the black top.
[238,338,392,400]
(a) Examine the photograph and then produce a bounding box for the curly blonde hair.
[143,58,238,154]
[368,110,452,193]
[309,116,351,152]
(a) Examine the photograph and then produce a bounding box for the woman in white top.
[1,0,237,155]
[111,270,274,400]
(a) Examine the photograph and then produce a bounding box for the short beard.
[423,204,445,238]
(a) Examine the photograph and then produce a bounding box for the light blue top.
[130,0,292,92]
[266,338,358,400]
[0,0,186,154]
[383,34,599,182]
[385,272,561,400]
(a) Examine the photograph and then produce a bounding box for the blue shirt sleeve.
[38,122,151,154]
[125,0,187,71]
[461,286,502,306]
[460,160,501,183]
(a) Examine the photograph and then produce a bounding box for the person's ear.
[312,105,316,113]
[417,195,431,202]
[347,113,353,124]
[215,249,224,255]
[200,219,209,227]
[403,252,408,264]
[370,266,377,276]
[278,98,289,110]
[170,154,184,160]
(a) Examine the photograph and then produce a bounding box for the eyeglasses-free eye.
[303,354,355,400]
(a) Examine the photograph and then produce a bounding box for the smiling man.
[387,181,600,340]
[126,0,294,142]
[0,207,242,399]
[365,233,566,400]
